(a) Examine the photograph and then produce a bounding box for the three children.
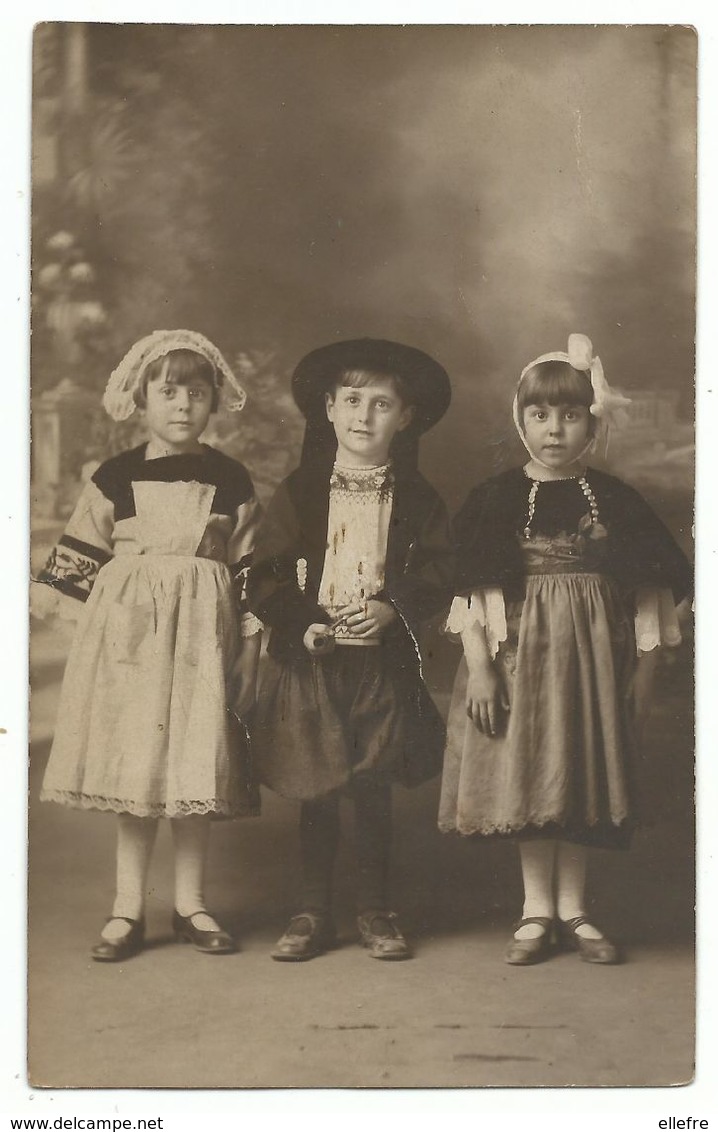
[34,329,692,966]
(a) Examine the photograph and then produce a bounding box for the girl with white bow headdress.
[33,329,262,961]
[439,334,692,966]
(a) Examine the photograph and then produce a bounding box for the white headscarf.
[102,329,247,421]
[512,333,631,468]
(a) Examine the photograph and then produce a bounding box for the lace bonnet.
[512,333,631,462]
[102,329,247,421]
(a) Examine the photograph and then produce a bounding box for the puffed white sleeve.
[634,586,683,655]
[444,588,507,659]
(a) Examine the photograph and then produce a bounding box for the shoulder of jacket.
[91,445,145,494]
[203,446,256,502]
[586,467,642,502]
[458,467,524,510]
[403,470,445,504]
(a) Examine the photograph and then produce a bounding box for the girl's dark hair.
[517,359,594,428]
[133,349,220,412]
[332,367,414,408]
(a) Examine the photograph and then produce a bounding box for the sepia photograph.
[22,18,696,1096]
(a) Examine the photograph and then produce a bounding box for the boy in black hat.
[247,339,453,961]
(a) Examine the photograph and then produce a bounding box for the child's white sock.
[172,816,220,932]
[516,840,557,938]
[103,814,158,942]
[556,841,602,938]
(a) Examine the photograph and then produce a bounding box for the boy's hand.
[335,599,398,639]
[466,664,509,738]
[303,623,335,656]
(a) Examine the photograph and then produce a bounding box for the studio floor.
[27,619,695,1090]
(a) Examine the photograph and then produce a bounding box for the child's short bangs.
[148,349,216,387]
[518,360,593,411]
[134,349,219,409]
[336,368,413,405]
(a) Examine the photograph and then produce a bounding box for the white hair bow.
[567,333,631,428]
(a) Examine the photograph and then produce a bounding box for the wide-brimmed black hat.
[292,338,451,434]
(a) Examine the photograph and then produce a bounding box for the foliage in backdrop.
[31,25,695,525]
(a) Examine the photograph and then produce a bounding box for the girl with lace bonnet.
[247,338,454,962]
[33,329,263,961]
[438,334,692,965]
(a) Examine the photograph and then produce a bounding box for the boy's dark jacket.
[246,458,454,792]
[247,460,454,666]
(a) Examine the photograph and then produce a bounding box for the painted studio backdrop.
[29,25,695,1089]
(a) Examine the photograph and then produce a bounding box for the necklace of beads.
[523,473,600,539]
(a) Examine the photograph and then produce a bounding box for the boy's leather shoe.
[270,912,336,961]
[357,910,412,960]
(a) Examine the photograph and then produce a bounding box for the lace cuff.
[30,580,83,624]
[444,588,507,659]
[634,586,682,655]
[239,611,263,638]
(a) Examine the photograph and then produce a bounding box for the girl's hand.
[29,582,79,647]
[466,664,509,738]
[334,599,398,639]
[30,581,60,622]
[303,623,335,656]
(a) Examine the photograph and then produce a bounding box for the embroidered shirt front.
[317,463,393,636]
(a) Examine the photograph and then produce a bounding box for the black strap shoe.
[91,917,145,963]
[504,916,554,965]
[173,910,236,954]
[557,916,620,964]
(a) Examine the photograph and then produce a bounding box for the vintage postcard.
[22,18,697,1101]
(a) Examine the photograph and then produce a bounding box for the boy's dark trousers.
[299,773,393,915]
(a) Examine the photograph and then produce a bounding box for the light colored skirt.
[438,572,636,848]
[41,555,258,819]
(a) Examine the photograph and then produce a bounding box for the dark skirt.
[252,643,445,801]
[438,570,637,850]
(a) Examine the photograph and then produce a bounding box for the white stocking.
[172,816,219,931]
[103,814,159,941]
[515,840,557,939]
[556,841,602,938]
